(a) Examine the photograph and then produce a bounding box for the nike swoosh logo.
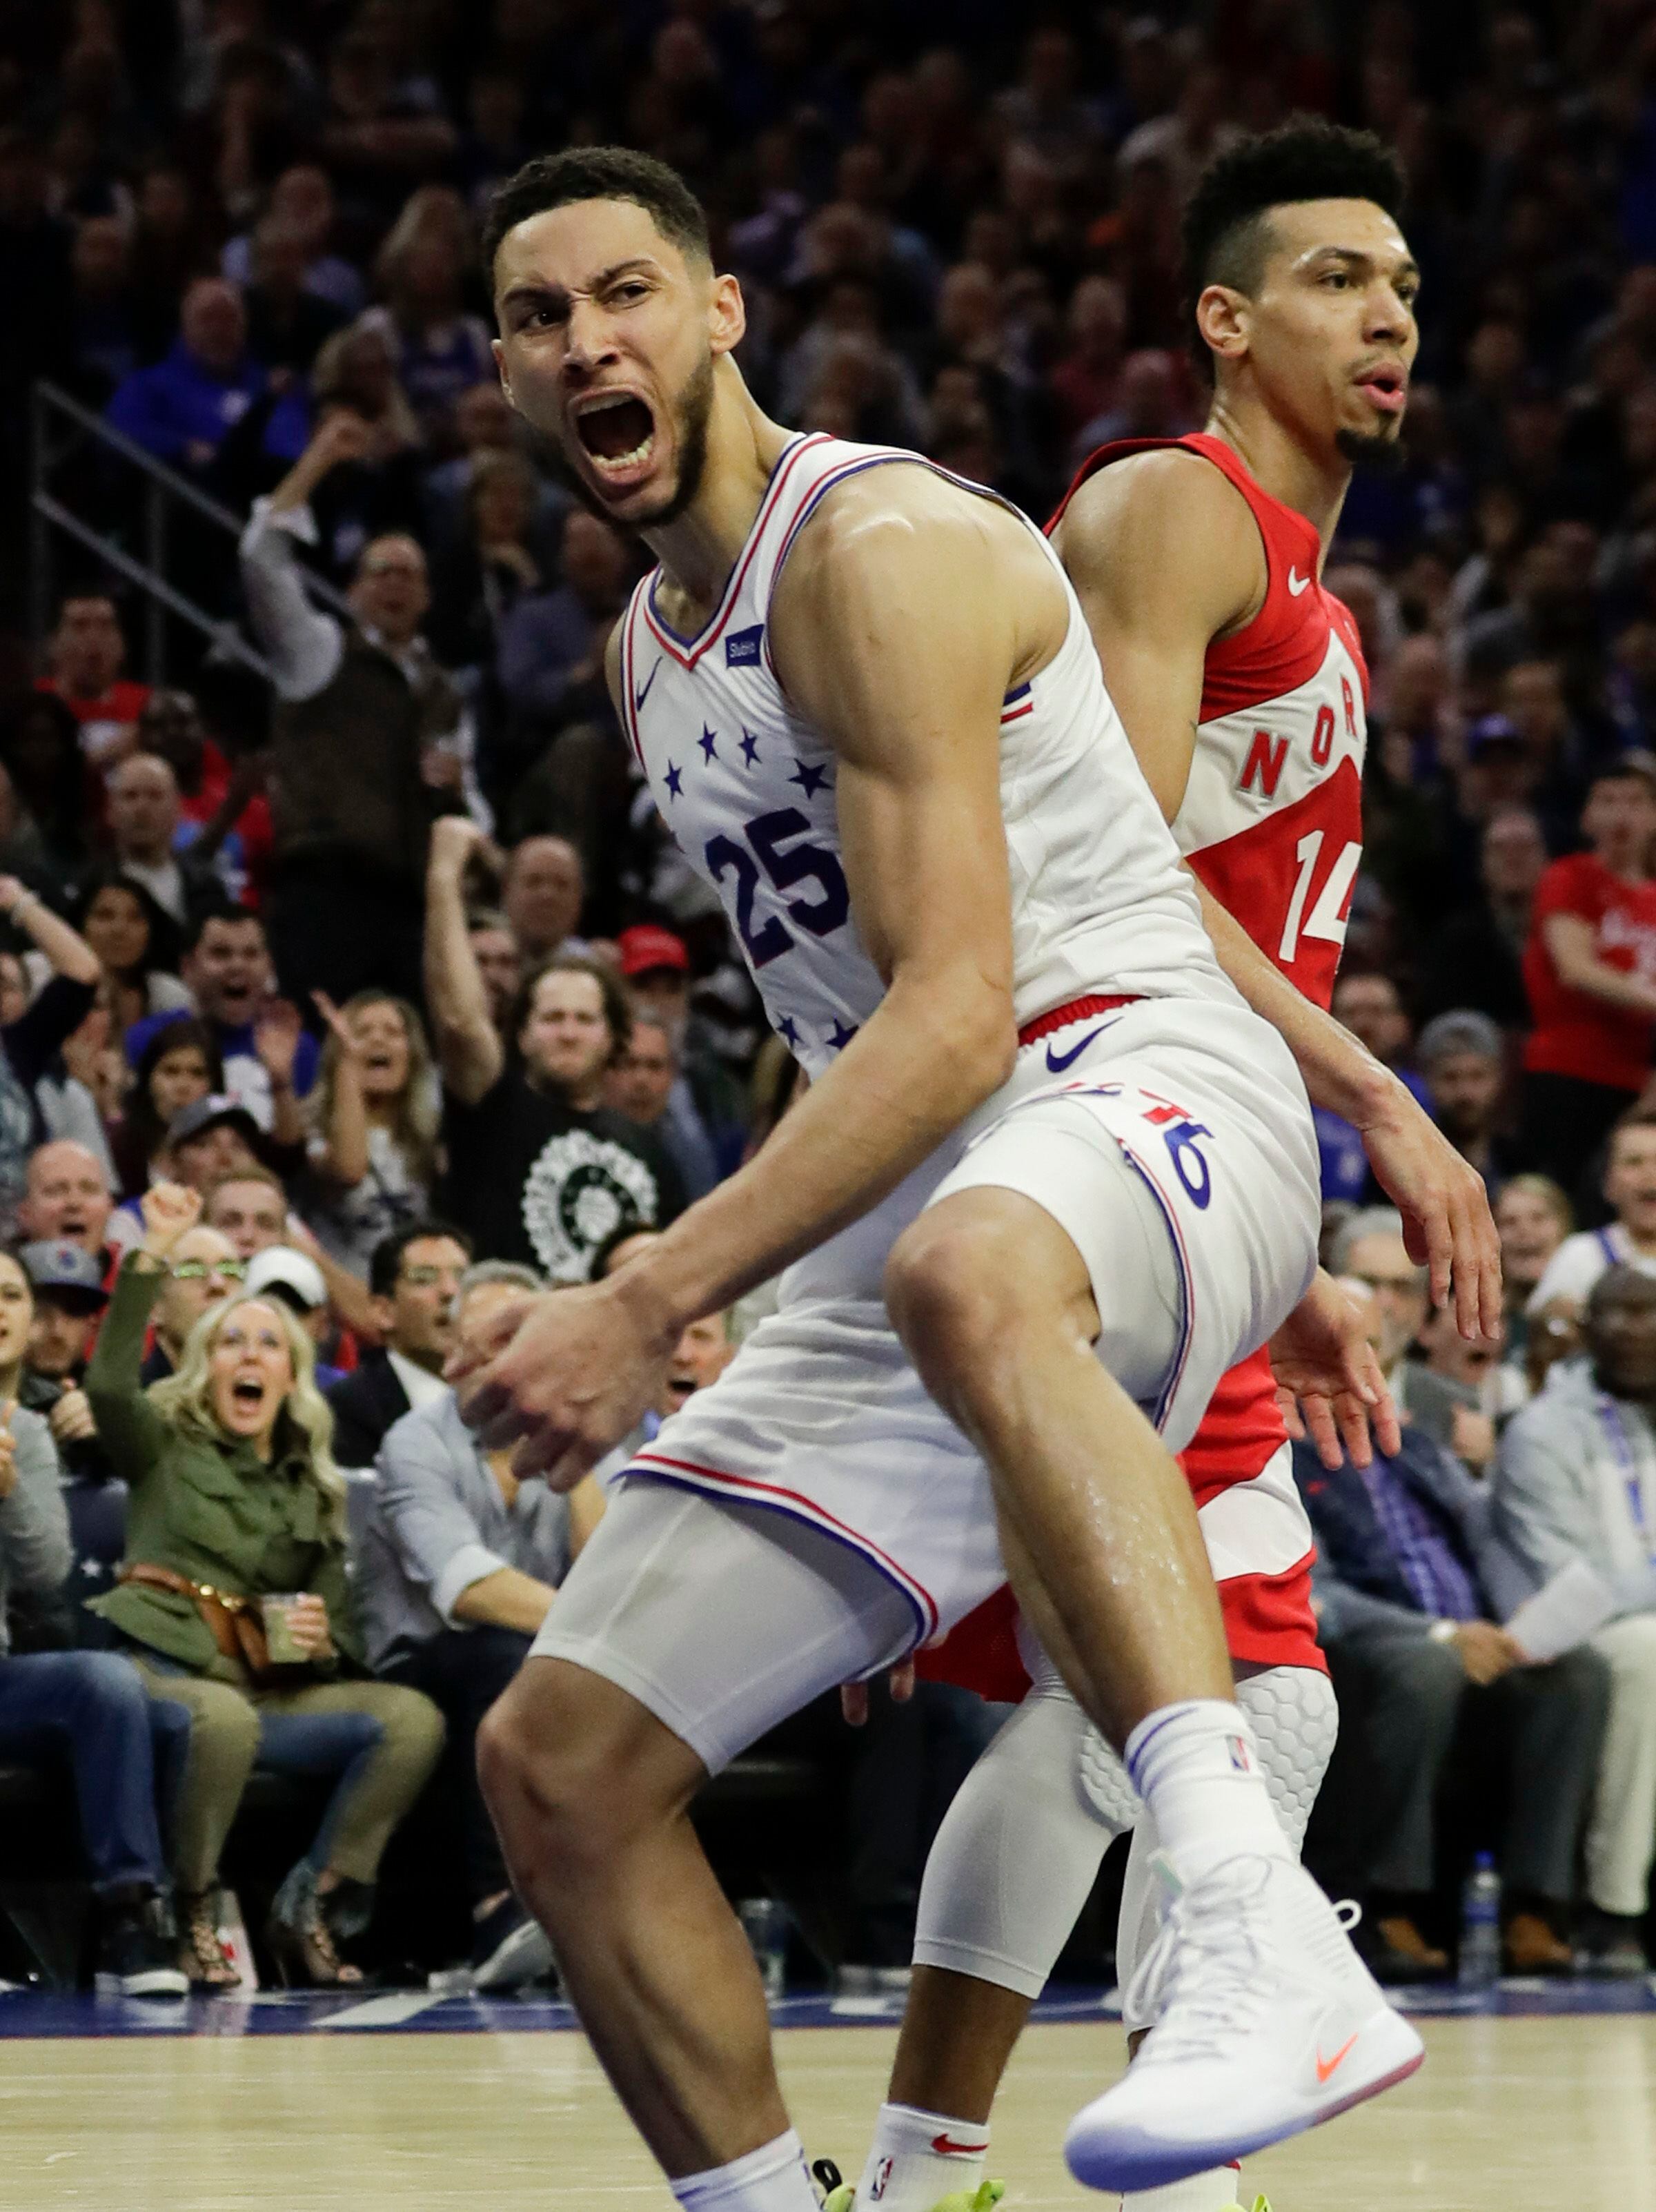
[1045,1023,1109,1073]
[1287,566,1311,596]
[930,2133,987,2157]
[1316,2031,1359,2084]
[633,659,661,714]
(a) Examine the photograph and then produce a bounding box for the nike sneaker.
[816,2178,1005,2211]
[1065,1852,1423,2193]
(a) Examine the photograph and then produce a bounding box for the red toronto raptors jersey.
[1056,432,1368,1508]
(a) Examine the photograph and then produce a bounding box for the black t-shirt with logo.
[442,1070,687,1281]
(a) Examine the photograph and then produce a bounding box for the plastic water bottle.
[737,1897,789,2004]
[1458,1852,1501,1988]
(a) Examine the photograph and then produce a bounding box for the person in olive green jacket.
[88,1180,444,1988]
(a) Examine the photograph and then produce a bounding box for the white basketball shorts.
[532,995,1319,1770]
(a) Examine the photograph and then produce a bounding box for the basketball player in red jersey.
[831,124,1497,2212]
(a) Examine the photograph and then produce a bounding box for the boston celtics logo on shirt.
[520,1128,662,1283]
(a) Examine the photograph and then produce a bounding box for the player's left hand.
[1270,1270,1401,1471]
[451,1280,676,1489]
[1354,1075,1501,1342]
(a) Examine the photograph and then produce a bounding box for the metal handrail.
[30,376,354,681]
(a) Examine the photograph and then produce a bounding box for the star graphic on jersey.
[778,1013,800,1047]
[828,1019,858,1050]
[664,761,683,800]
[790,761,830,799]
[739,728,761,767]
[698,725,718,763]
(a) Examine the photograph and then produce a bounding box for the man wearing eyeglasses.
[239,408,491,1006]
[139,1224,246,1384]
[325,1220,473,1472]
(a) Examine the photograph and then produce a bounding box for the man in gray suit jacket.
[1490,1264,1656,1973]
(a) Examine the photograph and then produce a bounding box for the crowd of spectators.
[5,0,1656,1994]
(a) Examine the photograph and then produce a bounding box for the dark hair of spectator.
[1610,1099,1656,1151]
[509,951,633,1068]
[73,865,182,984]
[1586,756,1656,803]
[124,1017,225,1173]
[368,1217,475,1300]
[482,146,711,286]
[1181,119,1406,364]
[181,901,263,957]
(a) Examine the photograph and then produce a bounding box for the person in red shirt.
[1521,761,1656,1197]
[35,594,150,770]
[132,689,273,911]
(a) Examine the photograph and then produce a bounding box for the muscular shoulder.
[771,462,1061,707]
[1054,447,1263,637]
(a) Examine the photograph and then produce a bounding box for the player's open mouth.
[1356,364,1407,415]
[572,391,657,482]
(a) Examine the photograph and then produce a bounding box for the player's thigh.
[527,1474,918,1778]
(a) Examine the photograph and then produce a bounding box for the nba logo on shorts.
[1228,1734,1254,1774]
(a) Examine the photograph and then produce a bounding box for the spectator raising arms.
[0,879,101,1235]
[239,409,482,1009]
[425,818,682,1280]
[304,990,442,1279]
[85,1182,444,1989]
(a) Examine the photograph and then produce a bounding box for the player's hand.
[451,1280,676,1489]
[1354,1075,1501,1341]
[1270,1270,1401,1470]
[1449,1620,1524,1685]
[840,1660,916,1727]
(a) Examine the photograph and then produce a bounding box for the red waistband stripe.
[1016,992,1142,1048]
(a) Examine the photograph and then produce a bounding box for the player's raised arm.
[462,470,1049,1480]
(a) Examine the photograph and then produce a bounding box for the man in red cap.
[615,926,747,1188]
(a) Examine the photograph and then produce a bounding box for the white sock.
[855,2102,989,2209]
[672,2129,818,2212]
[1121,2164,1245,2211]
[1124,1700,1290,1886]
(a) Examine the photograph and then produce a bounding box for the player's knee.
[886,1200,1047,1390]
[476,1661,680,1878]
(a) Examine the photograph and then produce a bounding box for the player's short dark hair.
[1182,119,1406,355]
[483,146,711,285]
[368,1217,474,1300]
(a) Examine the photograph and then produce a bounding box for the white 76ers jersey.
[617,432,1236,1079]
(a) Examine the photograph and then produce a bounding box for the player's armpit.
[1054,448,1263,821]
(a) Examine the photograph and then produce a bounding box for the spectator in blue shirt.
[106,279,266,473]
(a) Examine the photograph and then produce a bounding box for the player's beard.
[1335,423,1407,473]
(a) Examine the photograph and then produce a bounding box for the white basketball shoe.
[1065,1851,1423,2193]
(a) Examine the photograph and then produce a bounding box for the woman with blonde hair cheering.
[87,1182,444,1987]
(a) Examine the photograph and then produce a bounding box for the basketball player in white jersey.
[451,147,1468,2209]
[832,124,1500,2212]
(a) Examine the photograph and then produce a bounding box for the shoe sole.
[1065,2007,1424,2193]
[120,1969,190,1999]
[473,1915,555,1992]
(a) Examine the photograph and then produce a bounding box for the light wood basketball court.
[6,2004,1656,2210]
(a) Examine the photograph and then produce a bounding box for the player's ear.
[1196,282,1250,366]
[491,336,511,405]
[708,271,747,360]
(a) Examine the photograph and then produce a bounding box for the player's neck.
[1202,395,1351,560]
[642,373,796,629]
